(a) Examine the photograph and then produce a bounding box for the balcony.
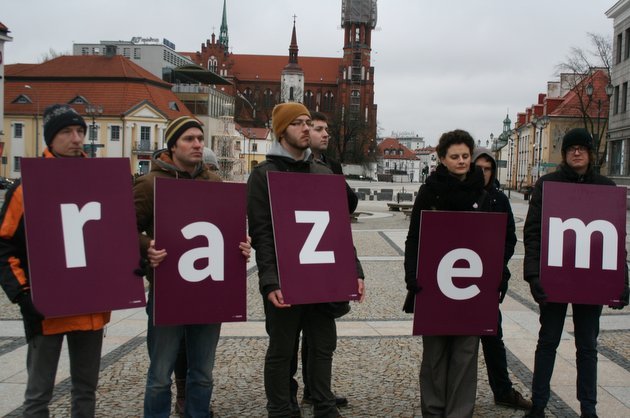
[132,140,158,155]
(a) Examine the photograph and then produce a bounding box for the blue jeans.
[531,303,602,415]
[144,299,221,418]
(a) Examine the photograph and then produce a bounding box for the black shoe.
[523,406,545,418]
[495,388,533,410]
[302,393,348,407]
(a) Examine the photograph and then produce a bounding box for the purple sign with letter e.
[413,211,507,336]
[268,171,359,305]
[541,182,626,305]
[153,177,247,326]
[21,158,146,317]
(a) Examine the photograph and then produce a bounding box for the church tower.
[218,0,229,51]
[339,0,377,138]
[280,17,304,103]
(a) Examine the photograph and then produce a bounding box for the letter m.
[547,217,617,270]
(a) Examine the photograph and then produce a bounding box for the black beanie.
[561,128,593,152]
[165,116,203,149]
[43,104,87,147]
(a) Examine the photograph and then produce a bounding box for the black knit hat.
[43,104,87,147]
[165,116,203,149]
[561,128,593,152]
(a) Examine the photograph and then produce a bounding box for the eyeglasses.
[566,145,588,154]
[288,119,313,128]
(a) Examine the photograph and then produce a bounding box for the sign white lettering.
[547,217,617,270]
[60,202,101,268]
[437,248,482,300]
[295,210,335,265]
[178,221,224,282]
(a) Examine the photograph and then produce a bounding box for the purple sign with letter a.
[21,158,146,317]
[153,177,247,325]
[412,211,507,336]
[267,171,359,305]
[541,182,626,305]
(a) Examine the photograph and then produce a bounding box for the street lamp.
[85,104,103,158]
[24,85,40,156]
[585,82,614,173]
[531,115,549,183]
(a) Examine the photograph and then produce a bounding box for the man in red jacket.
[0,104,110,417]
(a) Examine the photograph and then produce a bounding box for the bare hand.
[147,240,167,268]
[357,278,365,303]
[267,289,291,308]
[239,236,252,261]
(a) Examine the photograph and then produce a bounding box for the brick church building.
[180,0,378,162]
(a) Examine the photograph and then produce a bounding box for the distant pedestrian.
[523,128,629,418]
[0,104,110,417]
[473,147,532,410]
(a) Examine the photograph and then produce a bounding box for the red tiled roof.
[235,125,270,139]
[229,55,341,84]
[4,56,191,120]
[549,69,611,118]
[377,138,418,160]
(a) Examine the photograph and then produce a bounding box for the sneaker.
[495,388,533,410]
[523,406,546,418]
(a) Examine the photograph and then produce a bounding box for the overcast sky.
[2,0,616,145]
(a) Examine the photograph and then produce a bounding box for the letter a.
[178,221,224,282]
[60,202,102,268]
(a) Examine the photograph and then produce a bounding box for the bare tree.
[328,110,376,164]
[555,32,613,173]
[39,48,69,63]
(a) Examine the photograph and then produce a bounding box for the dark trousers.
[289,331,310,399]
[480,309,513,399]
[24,330,103,418]
[531,303,602,415]
[264,299,337,418]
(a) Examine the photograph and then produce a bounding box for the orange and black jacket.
[0,148,110,336]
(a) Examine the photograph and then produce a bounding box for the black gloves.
[134,258,149,277]
[403,280,421,313]
[609,286,629,310]
[498,278,508,303]
[528,278,547,305]
[16,292,44,341]
[406,280,422,295]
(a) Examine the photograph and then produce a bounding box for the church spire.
[288,15,298,65]
[219,0,229,49]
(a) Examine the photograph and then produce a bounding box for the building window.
[323,92,334,112]
[13,123,23,139]
[140,126,151,142]
[92,47,100,55]
[304,91,315,109]
[614,85,620,115]
[609,140,624,175]
[252,142,258,152]
[626,29,630,60]
[208,56,218,72]
[617,32,623,64]
[110,126,121,141]
[81,47,89,55]
[89,125,98,142]
[350,90,361,114]
[123,48,130,58]
[13,157,21,172]
[623,82,628,113]
[134,48,141,59]
[263,89,274,108]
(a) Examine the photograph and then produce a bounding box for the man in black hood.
[472,148,531,410]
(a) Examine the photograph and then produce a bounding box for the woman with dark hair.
[404,129,489,417]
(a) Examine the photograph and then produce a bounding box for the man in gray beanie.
[0,103,108,416]
[523,127,629,417]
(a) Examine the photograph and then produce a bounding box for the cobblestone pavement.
[1,184,628,417]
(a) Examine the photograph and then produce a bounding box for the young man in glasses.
[248,103,365,417]
[523,128,629,418]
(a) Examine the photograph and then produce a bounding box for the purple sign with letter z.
[153,177,247,325]
[541,182,626,305]
[413,211,507,336]
[21,158,146,317]
[267,171,359,305]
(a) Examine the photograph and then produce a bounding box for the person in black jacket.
[404,129,490,418]
[248,103,365,418]
[473,148,532,410]
[523,128,629,418]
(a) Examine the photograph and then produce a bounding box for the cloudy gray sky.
[2,0,616,145]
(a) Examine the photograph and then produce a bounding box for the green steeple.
[219,0,229,49]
